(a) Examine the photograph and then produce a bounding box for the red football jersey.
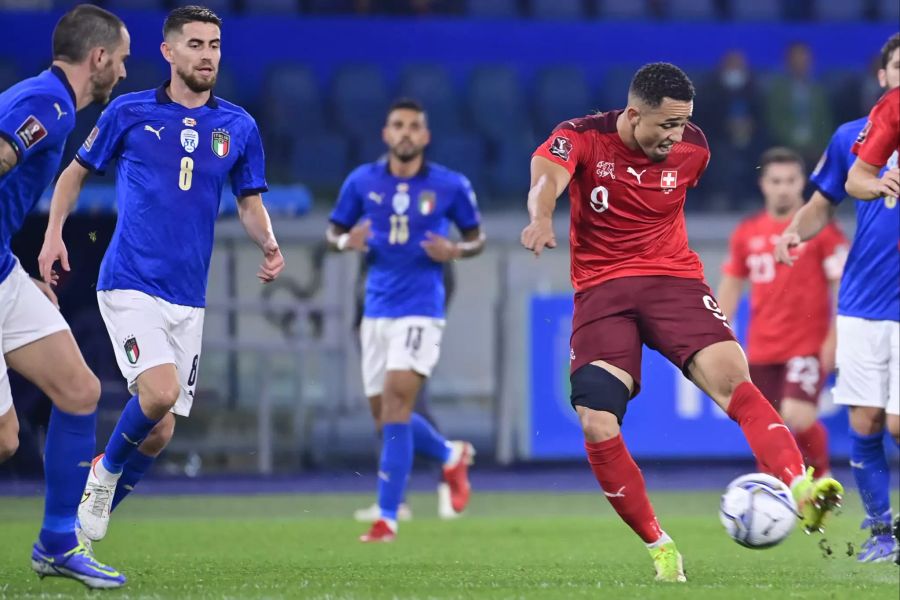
[852,87,900,167]
[722,211,848,364]
[533,111,710,292]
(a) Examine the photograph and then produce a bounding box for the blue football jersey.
[329,160,481,319]
[809,117,899,322]
[76,84,267,307]
[0,67,76,283]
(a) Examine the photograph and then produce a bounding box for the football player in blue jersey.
[0,4,129,588]
[774,33,900,563]
[326,99,485,542]
[38,5,284,548]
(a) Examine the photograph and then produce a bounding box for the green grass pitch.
[1,490,897,599]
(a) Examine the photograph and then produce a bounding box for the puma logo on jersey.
[144,124,164,140]
[53,102,68,120]
[368,191,384,204]
[626,167,646,184]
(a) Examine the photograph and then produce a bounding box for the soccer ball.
[719,473,799,549]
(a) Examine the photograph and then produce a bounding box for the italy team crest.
[124,336,140,365]
[211,129,230,158]
[418,191,436,215]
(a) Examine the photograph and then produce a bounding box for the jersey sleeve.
[329,169,364,229]
[532,124,587,175]
[75,99,126,175]
[817,222,849,281]
[852,89,900,168]
[0,93,74,164]
[809,128,850,204]
[447,175,481,232]
[721,224,749,278]
[230,119,268,197]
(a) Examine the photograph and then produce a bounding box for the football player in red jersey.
[521,63,844,582]
[717,147,847,480]
[846,86,900,202]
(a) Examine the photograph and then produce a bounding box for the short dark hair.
[759,146,805,176]
[163,5,222,38]
[629,62,695,108]
[388,98,425,114]
[52,4,124,63]
[881,33,900,70]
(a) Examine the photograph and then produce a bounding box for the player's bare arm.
[326,220,371,252]
[715,274,745,325]
[774,192,836,265]
[237,193,284,283]
[38,160,91,284]
[420,227,485,263]
[521,155,571,256]
[845,159,900,200]
[0,136,19,177]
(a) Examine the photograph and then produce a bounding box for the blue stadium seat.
[398,64,464,134]
[289,134,350,189]
[599,65,638,108]
[878,0,900,22]
[307,0,355,13]
[427,133,488,194]
[730,0,782,21]
[467,65,531,143]
[491,139,534,196]
[104,0,164,10]
[243,0,298,14]
[665,0,718,20]
[534,66,592,134]
[531,0,584,20]
[173,0,232,13]
[596,0,648,20]
[0,60,19,93]
[262,64,326,135]
[333,64,390,140]
[465,0,520,18]
[211,65,242,107]
[813,0,866,21]
[355,137,389,165]
[113,60,167,96]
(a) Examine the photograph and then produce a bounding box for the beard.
[391,143,423,163]
[89,63,119,104]
[176,65,217,93]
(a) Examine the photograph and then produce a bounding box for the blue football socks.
[111,450,156,512]
[410,413,451,464]
[850,429,891,523]
[102,395,159,474]
[377,423,413,521]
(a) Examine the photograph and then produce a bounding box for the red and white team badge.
[548,136,573,161]
[211,129,230,158]
[595,161,616,179]
[15,115,48,150]
[660,170,678,192]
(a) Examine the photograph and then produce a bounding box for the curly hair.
[629,62,695,108]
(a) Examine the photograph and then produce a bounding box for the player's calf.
[0,409,19,462]
[139,412,176,456]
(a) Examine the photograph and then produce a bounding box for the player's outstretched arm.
[773,192,836,266]
[0,136,19,177]
[846,159,900,200]
[38,160,90,284]
[715,275,744,327]
[521,156,571,257]
[237,193,284,283]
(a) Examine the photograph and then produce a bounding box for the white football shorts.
[833,315,899,416]
[97,289,204,417]
[360,316,445,397]
[0,260,70,416]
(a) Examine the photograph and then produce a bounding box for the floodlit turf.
[0,490,897,599]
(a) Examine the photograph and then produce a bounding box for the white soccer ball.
[719,473,799,549]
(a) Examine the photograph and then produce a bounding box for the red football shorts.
[570,275,736,396]
[749,357,824,407]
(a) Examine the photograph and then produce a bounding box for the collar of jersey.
[381,158,429,179]
[49,65,76,107]
[155,81,219,109]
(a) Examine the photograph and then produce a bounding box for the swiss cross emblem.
[661,170,678,192]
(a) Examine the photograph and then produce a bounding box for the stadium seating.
[467,65,531,144]
[878,0,900,22]
[534,66,593,134]
[665,0,719,21]
[104,0,164,11]
[289,133,350,191]
[427,133,489,194]
[243,0,299,14]
[398,64,465,135]
[112,60,168,96]
[492,139,535,195]
[465,0,520,19]
[173,0,232,13]
[332,64,390,141]
[531,0,585,20]
[812,0,866,21]
[730,0,783,21]
[597,0,649,20]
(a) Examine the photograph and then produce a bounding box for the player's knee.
[780,400,816,432]
[140,413,176,457]
[54,370,101,414]
[141,381,181,413]
[887,415,900,445]
[570,364,630,440]
[849,406,885,436]
[380,387,415,422]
